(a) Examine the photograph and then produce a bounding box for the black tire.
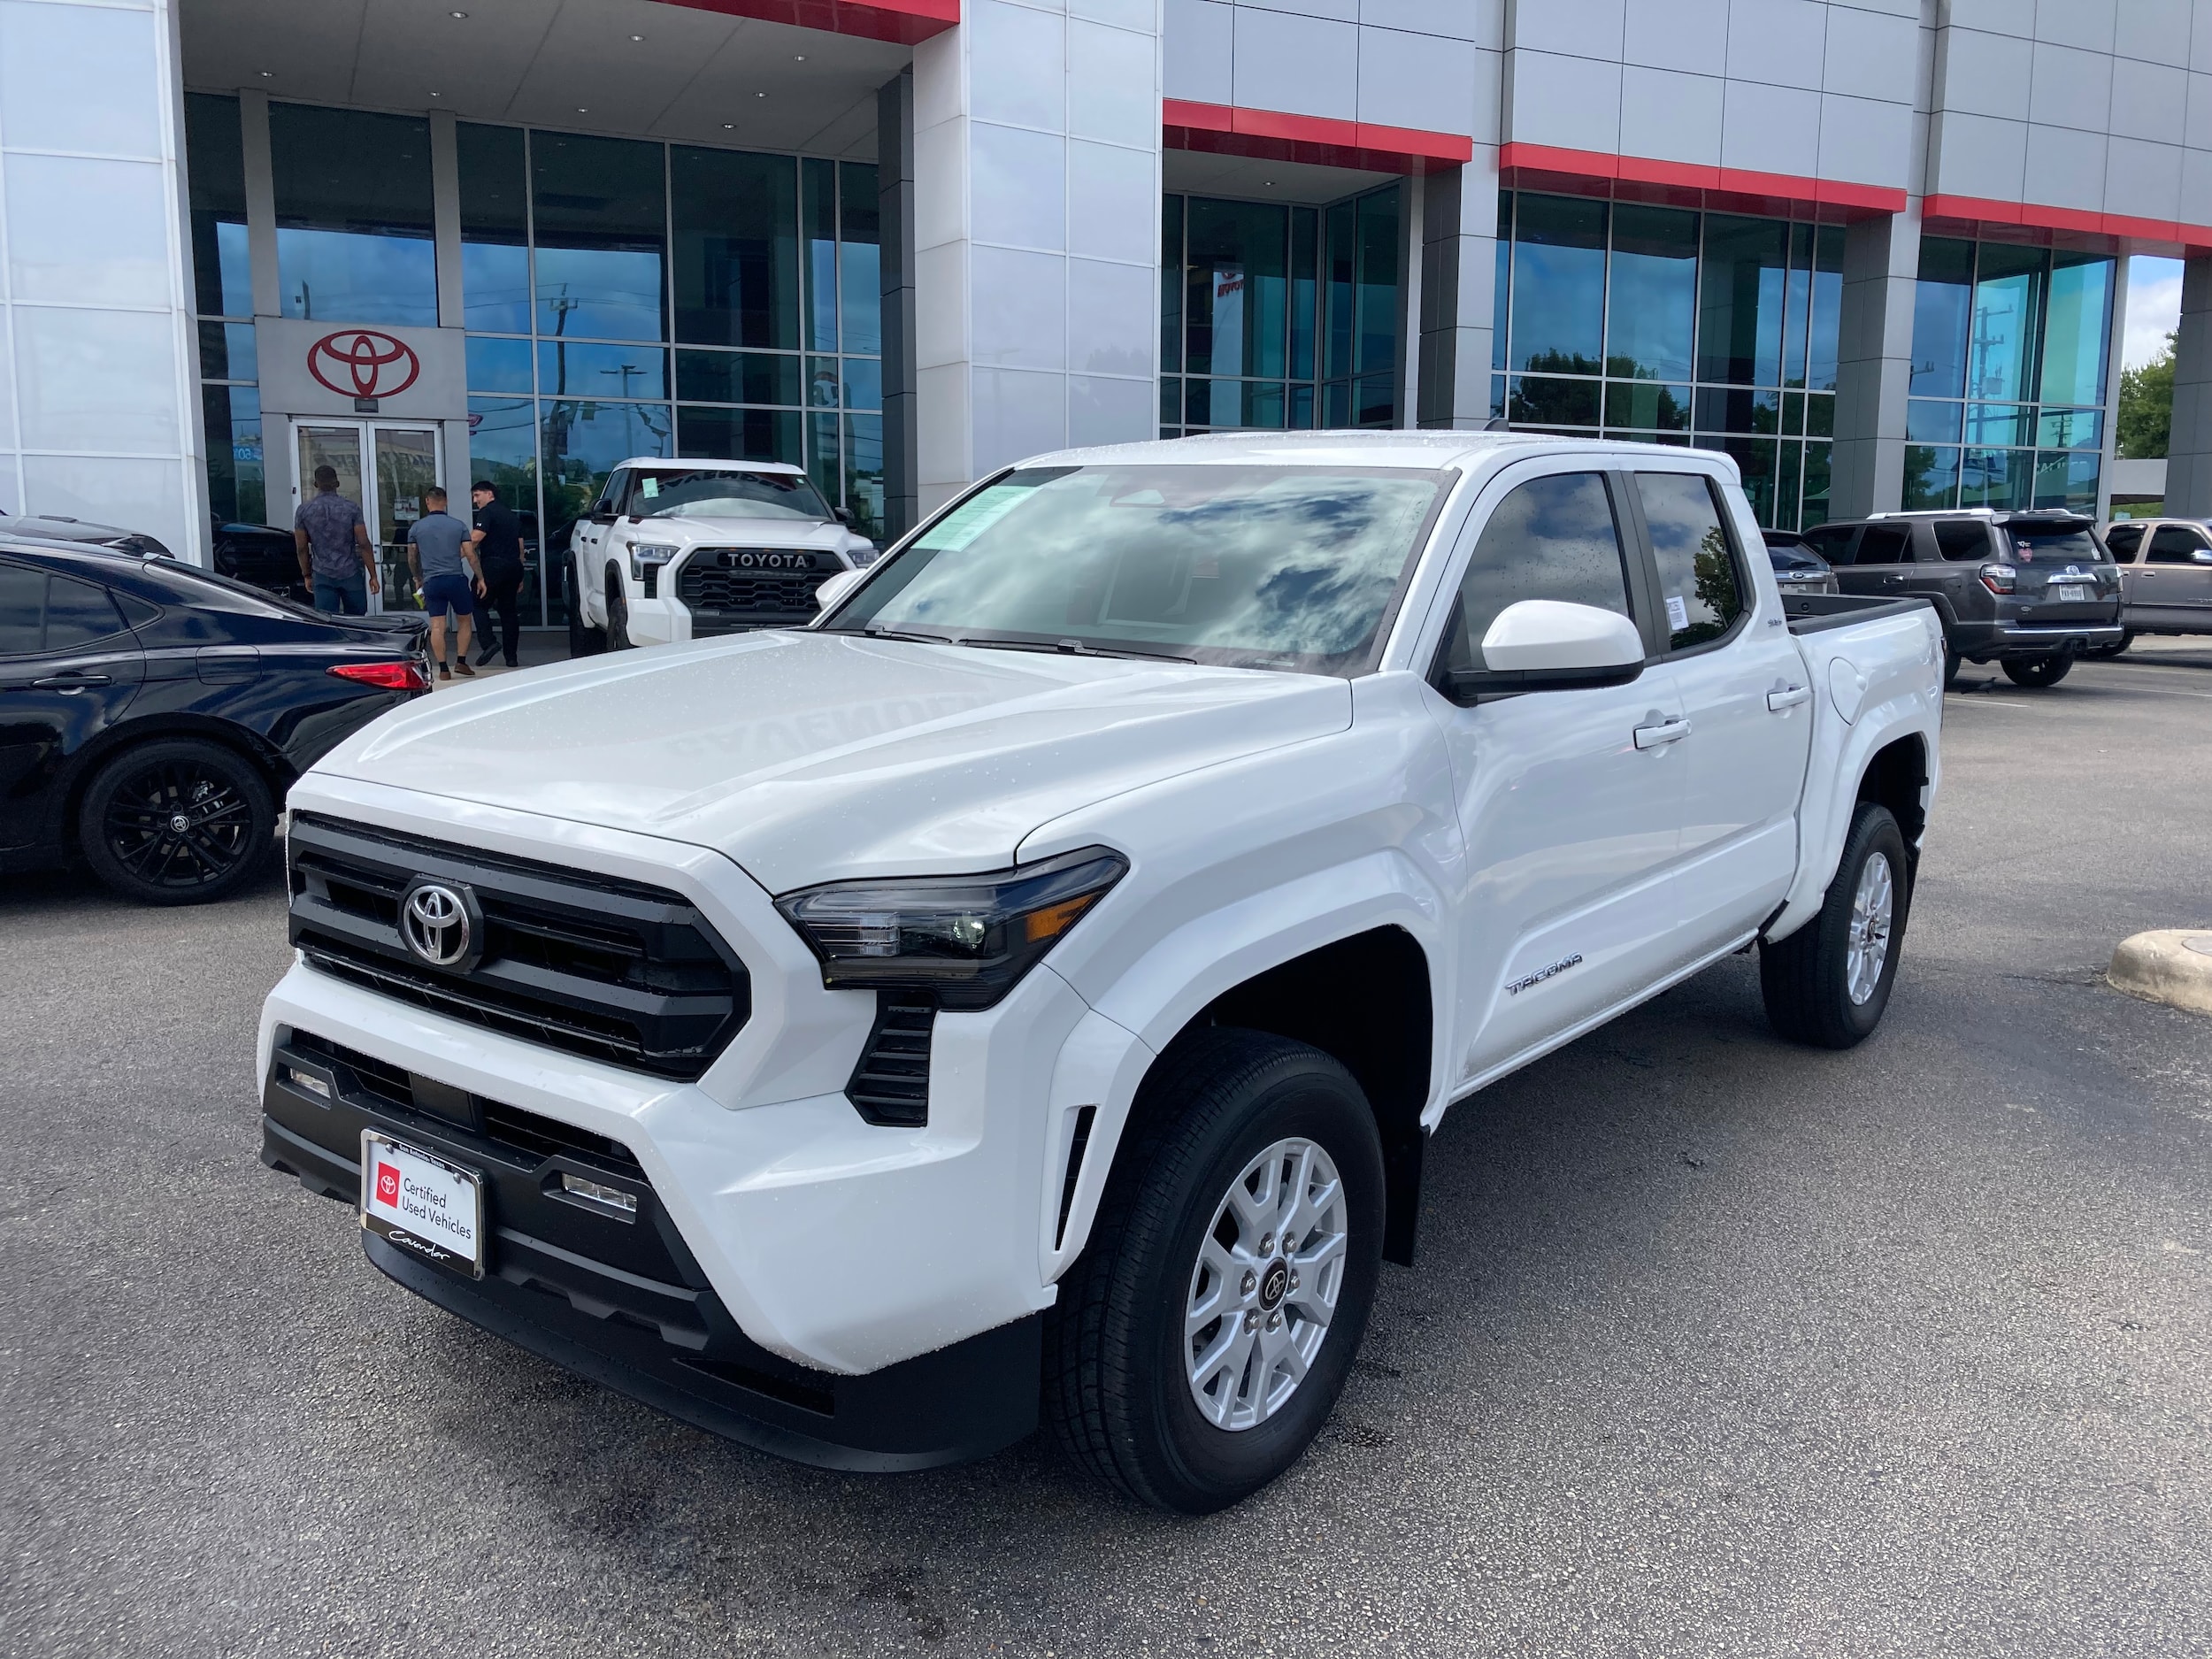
[604,574,634,651]
[1760,801,1910,1049]
[2002,652,2073,687]
[566,559,605,657]
[1942,644,1962,688]
[2083,630,2133,660]
[1045,1028,1386,1514]
[77,738,276,906]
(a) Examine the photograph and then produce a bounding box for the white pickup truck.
[259,433,1943,1513]
[565,457,876,653]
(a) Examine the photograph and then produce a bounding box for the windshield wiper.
[971,635,1200,664]
[858,623,961,646]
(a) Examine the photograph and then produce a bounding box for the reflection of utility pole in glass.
[295,281,312,319]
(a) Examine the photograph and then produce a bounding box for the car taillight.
[1978,562,2016,595]
[328,661,430,692]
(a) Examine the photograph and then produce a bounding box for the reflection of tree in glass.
[1677,525,1740,645]
[1508,350,1602,427]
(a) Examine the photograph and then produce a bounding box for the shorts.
[419,572,476,620]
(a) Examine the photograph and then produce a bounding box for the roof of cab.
[616,457,805,474]
[1016,428,1742,478]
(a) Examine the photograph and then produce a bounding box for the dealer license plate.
[2052,583,2087,603]
[360,1130,485,1277]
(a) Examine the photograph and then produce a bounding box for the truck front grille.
[287,813,749,1080]
[675,549,836,625]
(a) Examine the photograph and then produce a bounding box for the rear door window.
[0,566,129,655]
[2104,523,2144,560]
[0,564,43,655]
[1933,520,1993,561]
[1634,471,1745,651]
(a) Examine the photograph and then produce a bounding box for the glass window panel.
[807,410,841,507]
[1355,187,1400,379]
[1324,378,1351,427]
[1697,434,1778,526]
[669,147,796,350]
[1637,471,1746,644]
[1604,380,1689,430]
[2033,450,2101,511]
[184,94,250,319]
[676,349,802,406]
[1907,398,1962,443]
[677,404,802,465]
[1187,198,1289,379]
[1511,375,1600,426]
[198,320,256,383]
[271,105,436,326]
[1356,372,1395,426]
[1492,202,1510,373]
[1694,386,1780,434]
[1290,382,1316,430]
[1696,215,1788,386]
[2038,406,2102,449]
[1964,402,2032,445]
[467,394,540,621]
[845,413,885,540]
[842,356,881,411]
[1909,236,1975,398]
[1161,375,1180,431]
[1903,445,1961,511]
[1776,438,1803,532]
[1801,439,1832,526]
[807,356,842,409]
[1161,196,1184,374]
[541,399,672,543]
[1804,393,1834,439]
[466,334,533,393]
[1511,193,1606,374]
[536,341,666,401]
[1968,243,2046,404]
[457,123,530,334]
[1325,202,1356,381]
[2040,251,2113,408]
[1784,223,1813,388]
[1607,204,1697,384]
[1781,389,1804,435]
[840,161,881,357]
[1489,373,1507,421]
[1809,226,1845,392]
[1960,447,2032,510]
[1242,382,1287,429]
[803,157,837,353]
[1290,206,1317,382]
[202,385,264,525]
[533,133,666,342]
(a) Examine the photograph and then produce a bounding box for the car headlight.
[628,541,680,580]
[775,847,1128,1010]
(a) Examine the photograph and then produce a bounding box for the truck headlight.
[775,848,1128,1010]
[628,542,679,580]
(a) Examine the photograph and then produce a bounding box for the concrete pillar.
[1416,156,1502,430]
[2166,256,2212,518]
[1831,202,1923,519]
[878,70,920,541]
[910,0,1162,517]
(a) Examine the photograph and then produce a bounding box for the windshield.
[2004,527,2107,564]
[627,468,832,522]
[823,464,1452,674]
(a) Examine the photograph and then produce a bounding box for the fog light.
[287,1066,330,1099]
[560,1172,637,1216]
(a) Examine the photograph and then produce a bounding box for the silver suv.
[2099,518,2212,654]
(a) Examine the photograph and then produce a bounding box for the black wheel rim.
[102,760,254,889]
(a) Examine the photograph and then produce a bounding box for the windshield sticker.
[918,485,1032,550]
[640,476,660,498]
[1665,594,1689,632]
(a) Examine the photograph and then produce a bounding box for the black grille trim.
[845,995,933,1127]
[674,549,837,627]
[288,813,749,1080]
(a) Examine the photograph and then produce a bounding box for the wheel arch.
[1855,730,1929,852]
[58,715,293,854]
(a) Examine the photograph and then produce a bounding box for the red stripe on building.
[1499,142,1905,222]
[1922,192,2212,256]
[1163,99,1472,174]
[650,0,957,45]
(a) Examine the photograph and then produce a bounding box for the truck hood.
[311,631,1351,890]
[628,516,873,563]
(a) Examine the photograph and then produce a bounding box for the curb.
[2108,929,2212,1017]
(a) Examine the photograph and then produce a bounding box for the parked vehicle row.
[2095,517,2212,654]
[255,432,1943,1513]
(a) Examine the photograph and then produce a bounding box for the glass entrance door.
[290,421,442,611]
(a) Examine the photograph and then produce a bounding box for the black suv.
[1801,510,2121,687]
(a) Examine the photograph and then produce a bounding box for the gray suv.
[1801,510,2122,687]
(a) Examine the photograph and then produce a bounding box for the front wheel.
[1760,801,1909,1048]
[77,738,276,905]
[1044,1029,1386,1514]
[604,575,635,650]
[2002,652,2074,687]
[566,559,605,657]
[2082,631,2133,660]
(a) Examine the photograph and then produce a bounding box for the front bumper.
[261,1031,1041,1470]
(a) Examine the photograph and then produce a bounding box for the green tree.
[2117,330,2175,459]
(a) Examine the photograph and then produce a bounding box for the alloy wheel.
[100,759,255,891]
[1845,849,1894,1006]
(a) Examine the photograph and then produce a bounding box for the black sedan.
[1,537,431,905]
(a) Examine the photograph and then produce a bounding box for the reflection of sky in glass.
[462,242,531,333]
[844,466,1442,667]
[2040,258,2112,407]
[214,221,252,317]
[466,335,533,395]
[278,229,437,326]
[536,340,666,400]
[1970,273,2039,403]
[539,400,671,526]
[535,247,664,342]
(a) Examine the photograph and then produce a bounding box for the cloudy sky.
[2124,256,2183,368]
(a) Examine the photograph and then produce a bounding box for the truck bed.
[1781,592,1935,634]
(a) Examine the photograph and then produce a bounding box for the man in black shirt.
[470,480,527,668]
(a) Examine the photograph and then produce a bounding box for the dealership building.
[4,0,2212,624]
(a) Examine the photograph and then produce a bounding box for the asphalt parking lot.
[4,645,2210,1657]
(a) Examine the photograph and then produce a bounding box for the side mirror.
[832,507,854,526]
[1440,600,1645,703]
[813,568,864,612]
[2193,549,2212,565]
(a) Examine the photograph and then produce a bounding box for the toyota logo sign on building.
[308,329,421,401]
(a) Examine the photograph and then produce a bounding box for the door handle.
[1879,575,1906,588]
[1632,718,1692,749]
[1767,685,1811,710]
[32,673,111,691]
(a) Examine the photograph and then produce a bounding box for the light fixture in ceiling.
[258,69,273,77]
[756,91,766,98]
[795,53,806,61]
[721,123,734,129]
[629,34,643,41]
[449,9,466,16]
[576,107,588,113]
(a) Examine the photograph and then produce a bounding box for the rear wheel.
[2002,652,2073,687]
[1942,644,1962,688]
[1760,802,1909,1048]
[78,738,275,906]
[1045,1029,1385,1514]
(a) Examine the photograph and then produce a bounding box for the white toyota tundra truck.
[565,457,875,654]
[259,432,1943,1513]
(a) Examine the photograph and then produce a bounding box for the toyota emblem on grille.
[399,879,480,970]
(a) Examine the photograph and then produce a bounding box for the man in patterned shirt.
[293,465,380,614]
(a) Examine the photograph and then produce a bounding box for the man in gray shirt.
[407,487,486,680]
[293,465,380,613]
